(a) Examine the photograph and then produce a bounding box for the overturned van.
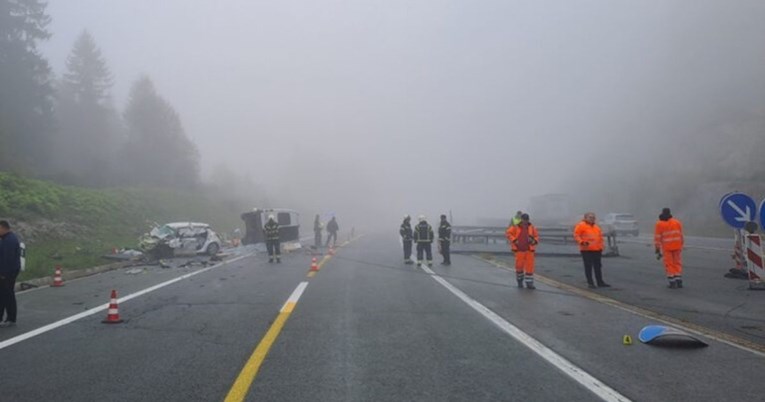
[241,208,301,245]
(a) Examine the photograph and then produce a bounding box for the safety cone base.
[102,318,124,324]
[623,335,633,345]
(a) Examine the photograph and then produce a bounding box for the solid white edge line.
[420,265,631,402]
[0,253,254,351]
[281,281,309,312]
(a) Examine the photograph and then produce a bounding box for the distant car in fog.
[602,213,639,236]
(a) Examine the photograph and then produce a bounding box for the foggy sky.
[40,0,765,228]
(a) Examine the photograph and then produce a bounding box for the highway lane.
[0,250,308,401]
[247,237,600,402]
[0,234,763,401]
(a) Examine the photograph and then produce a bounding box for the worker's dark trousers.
[314,231,322,248]
[581,250,604,285]
[416,242,432,265]
[440,240,451,264]
[266,240,281,259]
[402,240,412,262]
[326,232,337,247]
[0,272,18,322]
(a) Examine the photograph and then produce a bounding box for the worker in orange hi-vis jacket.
[506,213,539,290]
[654,207,685,289]
[573,212,610,289]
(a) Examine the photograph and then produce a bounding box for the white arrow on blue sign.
[720,192,756,229]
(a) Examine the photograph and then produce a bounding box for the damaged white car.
[139,222,222,259]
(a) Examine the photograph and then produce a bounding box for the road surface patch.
[224,281,309,402]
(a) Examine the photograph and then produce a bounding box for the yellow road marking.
[224,312,290,402]
[478,256,765,358]
[224,282,309,401]
[307,271,316,278]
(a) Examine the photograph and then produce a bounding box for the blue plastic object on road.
[638,325,708,347]
[720,192,756,229]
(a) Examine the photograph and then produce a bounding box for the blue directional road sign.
[720,192,756,229]
[760,199,765,231]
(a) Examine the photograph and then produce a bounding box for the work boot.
[587,283,597,289]
[276,258,281,264]
[668,281,677,289]
[517,279,524,288]
[427,262,433,268]
[525,281,536,290]
[268,258,274,264]
[676,279,683,288]
[597,282,611,288]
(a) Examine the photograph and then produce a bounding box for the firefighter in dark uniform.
[413,215,434,267]
[313,214,323,248]
[326,216,339,247]
[263,215,281,263]
[399,215,414,264]
[438,214,452,266]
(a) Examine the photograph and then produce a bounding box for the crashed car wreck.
[139,222,222,259]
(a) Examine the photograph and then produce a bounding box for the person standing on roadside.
[573,212,610,289]
[506,213,539,289]
[326,216,339,247]
[263,215,281,263]
[655,208,685,288]
[313,214,323,248]
[399,215,414,264]
[0,220,22,327]
[413,215,434,268]
[438,214,452,266]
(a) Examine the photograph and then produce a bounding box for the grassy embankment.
[0,173,245,281]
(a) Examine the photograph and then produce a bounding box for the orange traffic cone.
[102,290,124,324]
[310,257,319,272]
[52,265,64,287]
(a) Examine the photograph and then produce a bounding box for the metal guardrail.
[451,225,620,256]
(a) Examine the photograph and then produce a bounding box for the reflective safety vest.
[655,218,683,251]
[438,221,452,242]
[264,220,280,240]
[506,223,539,252]
[573,221,604,251]
[413,222,434,243]
[400,221,413,241]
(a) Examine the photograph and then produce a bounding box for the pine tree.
[0,0,54,172]
[122,76,200,188]
[63,30,113,106]
[53,30,120,186]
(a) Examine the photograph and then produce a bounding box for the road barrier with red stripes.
[745,234,765,290]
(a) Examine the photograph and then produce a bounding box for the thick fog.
[39,0,765,233]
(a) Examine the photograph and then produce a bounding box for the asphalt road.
[0,234,763,401]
